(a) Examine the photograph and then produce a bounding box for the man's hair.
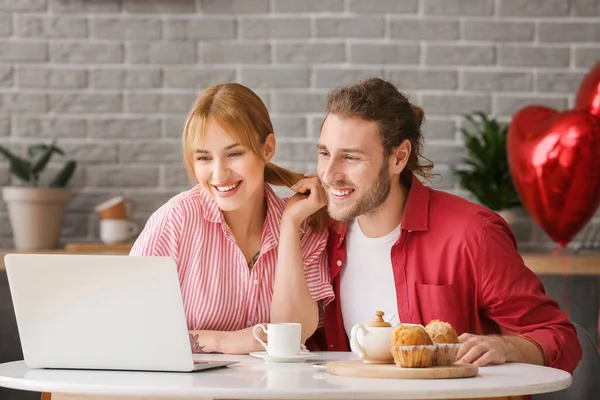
[325,77,434,186]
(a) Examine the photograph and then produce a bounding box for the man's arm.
[456,333,544,367]
[465,213,582,373]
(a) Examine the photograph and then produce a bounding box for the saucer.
[249,351,318,363]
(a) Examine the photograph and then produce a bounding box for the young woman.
[130,83,333,354]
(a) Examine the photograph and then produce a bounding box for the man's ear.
[389,139,411,175]
[263,133,276,163]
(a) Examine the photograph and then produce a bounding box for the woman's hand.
[283,175,327,227]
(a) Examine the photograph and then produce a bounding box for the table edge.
[0,367,573,400]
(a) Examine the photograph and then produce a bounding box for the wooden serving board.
[326,360,478,379]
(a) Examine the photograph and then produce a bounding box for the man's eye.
[345,155,357,160]
[318,151,329,157]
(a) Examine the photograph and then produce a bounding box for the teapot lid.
[365,311,391,327]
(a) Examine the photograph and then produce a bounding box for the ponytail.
[264,163,328,232]
[399,103,435,187]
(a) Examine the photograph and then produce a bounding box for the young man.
[316,78,581,373]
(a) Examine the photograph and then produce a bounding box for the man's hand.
[456,333,545,367]
[456,333,509,367]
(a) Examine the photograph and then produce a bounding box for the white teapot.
[350,311,394,364]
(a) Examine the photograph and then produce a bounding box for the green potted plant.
[452,111,522,223]
[0,141,77,249]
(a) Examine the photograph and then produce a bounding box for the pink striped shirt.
[130,184,334,331]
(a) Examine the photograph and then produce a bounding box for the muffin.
[389,324,436,368]
[425,320,461,366]
[425,320,459,344]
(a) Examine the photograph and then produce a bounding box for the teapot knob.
[366,310,392,327]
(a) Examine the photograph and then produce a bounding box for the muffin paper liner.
[390,345,436,368]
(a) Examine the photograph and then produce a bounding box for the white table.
[0,352,571,400]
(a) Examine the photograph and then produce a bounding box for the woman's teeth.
[215,182,240,192]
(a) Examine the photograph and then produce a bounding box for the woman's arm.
[271,218,320,342]
[188,327,266,354]
[270,176,327,342]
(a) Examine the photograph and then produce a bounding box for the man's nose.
[321,159,342,185]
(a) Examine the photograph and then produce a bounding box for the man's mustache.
[323,181,356,190]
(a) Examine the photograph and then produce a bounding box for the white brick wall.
[0,0,599,248]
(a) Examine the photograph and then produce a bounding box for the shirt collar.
[197,184,221,223]
[401,174,430,232]
[329,173,430,240]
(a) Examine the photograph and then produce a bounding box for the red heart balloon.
[575,61,600,119]
[507,106,600,247]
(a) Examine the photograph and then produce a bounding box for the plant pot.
[2,187,70,250]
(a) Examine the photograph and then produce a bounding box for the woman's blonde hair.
[183,83,327,231]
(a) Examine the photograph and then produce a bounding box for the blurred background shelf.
[0,243,133,270]
[2,247,599,274]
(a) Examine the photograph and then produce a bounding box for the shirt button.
[336,260,342,267]
[253,279,259,286]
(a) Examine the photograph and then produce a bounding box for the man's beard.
[325,161,391,221]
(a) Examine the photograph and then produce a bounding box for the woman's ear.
[263,133,276,163]
[389,139,411,175]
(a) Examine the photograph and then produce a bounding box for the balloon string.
[551,246,570,318]
[561,249,570,318]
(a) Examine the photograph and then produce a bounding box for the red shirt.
[323,175,582,374]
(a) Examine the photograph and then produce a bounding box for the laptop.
[4,254,237,372]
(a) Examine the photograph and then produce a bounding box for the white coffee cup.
[99,219,139,244]
[252,323,302,357]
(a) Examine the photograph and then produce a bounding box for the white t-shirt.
[340,219,401,339]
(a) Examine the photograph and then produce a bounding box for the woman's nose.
[212,159,230,182]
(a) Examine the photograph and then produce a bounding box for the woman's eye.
[228,152,243,157]
[196,156,211,162]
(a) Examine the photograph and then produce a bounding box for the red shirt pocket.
[416,283,469,335]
